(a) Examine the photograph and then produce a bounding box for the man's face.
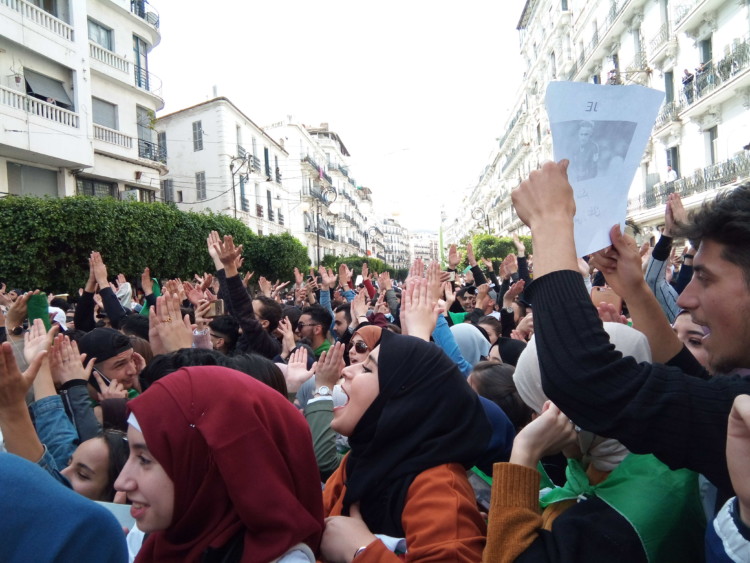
[578,127,593,145]
[677,239,750,373]
[457,293,475,313]
[251,299,270,332]
[295,314,320,342]
[96,348,138,389]
[333,311,349,338]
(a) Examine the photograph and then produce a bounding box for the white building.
[410,231,439,263]
[0,0,165,201]
[156,98,290,237]
[447,0,750,245]
[381,217,411,270]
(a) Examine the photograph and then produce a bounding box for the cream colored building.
[0,0,166,201]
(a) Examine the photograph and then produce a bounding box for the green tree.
[0,196,309,293]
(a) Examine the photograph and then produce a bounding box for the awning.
[24,69,74,108]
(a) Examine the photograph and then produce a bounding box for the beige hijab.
[513,322,652,471]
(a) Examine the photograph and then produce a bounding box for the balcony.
[573,0,633,78]
[256,204,264,218]
[241,197,250,212]
[137,139,165,163]
[275,168,282,184]
[1,0,74,41]
[250,154,261,172]
[302,154,321,173]
[130,0,160,29]
[237,144,247,159]
[321,169,332,185]
[268,208,274,222]
[94,124,133,148]
[0,85,79,128]
[134,66,163,100]
[89,42,129,74]
[278,212,284,226]
[629,152,750,213]
[648,22,670,56]
[679,39,750,110]
[653,100,683,130]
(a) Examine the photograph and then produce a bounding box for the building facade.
[0,0,165,201]
[156,98,290,237]
[381,217,411,270]
[446,0,750,247]
[410,231,439,263]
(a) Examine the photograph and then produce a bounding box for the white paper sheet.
[545,82,664,256]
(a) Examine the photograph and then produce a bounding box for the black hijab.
[342,330,492,537]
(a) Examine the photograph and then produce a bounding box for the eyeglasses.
[296,322,320,330]
[353,341,368,353]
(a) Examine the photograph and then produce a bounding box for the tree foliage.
[451,234,534,271]
[0,197,309,293]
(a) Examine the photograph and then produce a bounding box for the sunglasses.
[296,322,320,329]
[353,341,369,353]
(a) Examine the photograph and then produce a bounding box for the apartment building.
[381,216,411,270]
[0,0,165,201]
[446,0,750,245]
[156,98,290,237]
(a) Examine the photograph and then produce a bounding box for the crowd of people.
[1,160,749,562]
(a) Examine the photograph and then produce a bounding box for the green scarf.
[539,454,705,563]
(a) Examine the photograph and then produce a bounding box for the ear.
[259,318,270,330]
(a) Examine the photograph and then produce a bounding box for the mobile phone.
[205,299,225,318]
[591,286,623,314]
[449,272,456,282]
[88,368,112,394]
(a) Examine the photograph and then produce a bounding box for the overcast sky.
[150,0,527,232]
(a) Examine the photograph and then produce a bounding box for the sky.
[150,0,527,232]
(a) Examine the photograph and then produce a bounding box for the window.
[8,162,58,197]
[124,186,155,203]
[136,106,152,142]
[92,98,117,129]
[76,177,116,198]
[236,124,242,146]
[157,131,167,160]
[24,69,73,110]
[88,19,112,50]
[196,171,206,200]
[664,71,674,103]
[706,126,718,165]
[161,178,174,202]
[264,147,270,177]
[699,38,712,65]
[176,191,183,203]
[666,146,680,176]
[192,121,203,151]
[133,35,149,90]
[240,176,249,211]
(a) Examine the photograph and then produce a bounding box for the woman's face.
[332,346,381,437]
[348,334,370,365]
[60,437,110,501]
[114,426,175,533]
[478,323,499,345]
[673,313,711,372]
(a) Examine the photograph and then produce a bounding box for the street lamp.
[316,187,337,267]
[363,226,378,257]
[472,207,491,233]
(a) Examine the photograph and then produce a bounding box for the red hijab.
[128,366,323,562]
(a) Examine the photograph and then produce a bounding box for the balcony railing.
[0,85,79,127]
[268,208,274,222]
[321,170,332,185]
[237,144,247,159]
[275,168,282,184]
[137,139,166,163]
[241,197,250,212]
[134,66,163,99]
[302,154,321,172]
[649,22,670,55]
[130,0,160,29]
[278,212,284,226]
[1,0,74,41]
[94,124,133,148]
[498,105,526,149]
[653,100,683,130]
[673,0,701,29]
[629,152,750,213]
[89,42,129,73]
[250,154,261,172]
[256,204,264,218]
[680,39,750,107]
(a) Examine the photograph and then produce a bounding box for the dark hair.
[253,295,282,332]
[49,297,69,311]
[230,353,287,396]
[120,314,150,341]
[301,304,332,328]
[470,361,533,432]
[281,306,302,331]
[677,184,750,285]
[209,315,240,353]
[334,303,351,324]
[385,323,401,334]
[477,316,503,343]
[100,429,129,501]
[139,348,232,390]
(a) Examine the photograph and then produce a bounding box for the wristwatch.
[314,385,331,397]
[504,306,514,314]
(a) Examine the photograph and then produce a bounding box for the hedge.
[0,196,310,294]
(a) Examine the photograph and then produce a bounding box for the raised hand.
[663,193,687,237]
[277,317,297,361]
[596,302,628,325]
[206,231,224,271]
[294,267,304,287]
[338,263,352,288]
[448,244,460,270]
[285,346,313,394]
[213,235,243,277]
[503,279,526,308]
[401,277,440,341]
[183,281,204,307]
[466,243,477,267]
[377,271,392,291]
[49,334,94,385]
[93,370,127,402]
[588,226,645,301]
[361,262,369,281]
[23,319,58,367]
[149,293,193,356]
[512,232,526,257]
[141,267,154,296]
[481,257,494,271]
[242,271,254,289]
[510,401,579,468]
[350,288,368,327]
[258,276,273,298]
[426,261,442,303]
[90,251,109,288]
[314,342,345,389]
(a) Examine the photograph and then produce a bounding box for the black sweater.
[526,269,750,499]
